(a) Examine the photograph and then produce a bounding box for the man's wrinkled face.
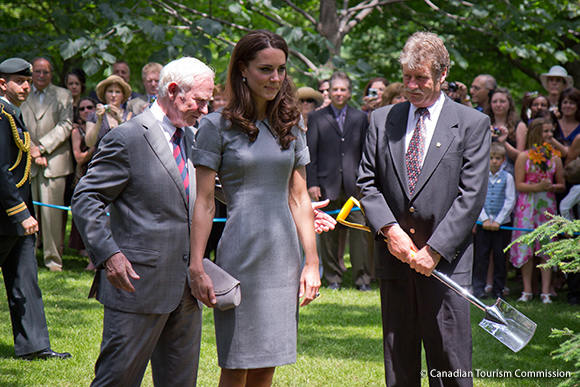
[32,59,52,91]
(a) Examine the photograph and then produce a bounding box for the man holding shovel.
[357,32,490,386]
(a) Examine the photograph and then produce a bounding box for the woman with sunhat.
[297,86,323,128]
[85,75,133,148]
[540,65,574,112]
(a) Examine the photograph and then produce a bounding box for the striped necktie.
[406,107,429,195]
[171,128,189,200]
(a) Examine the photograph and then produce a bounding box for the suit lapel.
[412,98,458,196]
[321,105,342,136]
[141,110,189,207]
[385,102,412,198]
[34,84,53,120]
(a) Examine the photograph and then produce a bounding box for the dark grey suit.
[306,104,371,286]
[357,97,490,386]
[72,108,201,386]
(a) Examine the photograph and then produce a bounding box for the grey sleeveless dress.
[192,112,310,369]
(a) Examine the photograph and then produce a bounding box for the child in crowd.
[510,118,566,304]
[473,142,516,299]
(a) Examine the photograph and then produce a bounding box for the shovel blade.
[478,298,537,353]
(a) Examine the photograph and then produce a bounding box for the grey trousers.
[91,283,202,387]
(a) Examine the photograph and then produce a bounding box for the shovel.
[336,197,537,353]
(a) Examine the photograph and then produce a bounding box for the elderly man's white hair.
[158,57,215,98]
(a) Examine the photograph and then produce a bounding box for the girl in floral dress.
[511,117,565,303]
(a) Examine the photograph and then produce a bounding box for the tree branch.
[283,0,317,26]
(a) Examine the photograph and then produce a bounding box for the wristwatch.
[38,145,46,155]
[428,245,441,257]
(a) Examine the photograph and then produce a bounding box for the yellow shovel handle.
[336,197,371,232]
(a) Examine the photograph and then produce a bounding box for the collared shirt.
[330,104,347,131]
[405,92,445,165]
[150,101,189,174]
[32,85,46,105]
[0,96,21,118]
[478,168,516,225]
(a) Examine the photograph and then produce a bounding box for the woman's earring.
[242,77,247,83]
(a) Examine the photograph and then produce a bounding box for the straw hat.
[540,65,574,91]
[298,87,324,107]
[96,75,132,104]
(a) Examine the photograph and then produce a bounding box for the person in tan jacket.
[21,57,73,271]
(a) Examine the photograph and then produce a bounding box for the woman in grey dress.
[189,30,321,387]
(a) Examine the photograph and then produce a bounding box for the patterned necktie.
[406,107,429,195]
[337,109,345,132]
[171,128,189,200]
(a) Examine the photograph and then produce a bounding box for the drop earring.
[242,77,247,83]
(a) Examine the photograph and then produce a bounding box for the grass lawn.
[0,227,578,386]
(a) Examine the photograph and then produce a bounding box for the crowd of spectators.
[10,53,580,306]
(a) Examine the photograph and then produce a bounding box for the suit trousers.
[0,234,51,356]
[319,191,371,286]
[380,275,473,387]
[473,225,511,298]
[31,174,66,268]
[91,283,202,387]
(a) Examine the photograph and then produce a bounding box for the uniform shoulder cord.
[1,105,31,188]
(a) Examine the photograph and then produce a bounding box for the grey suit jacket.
[72,108,197,314]
[21,84,73,178]
[357,97,490,285]
[306,104,368,201]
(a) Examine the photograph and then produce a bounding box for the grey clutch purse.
[202,258,241,311]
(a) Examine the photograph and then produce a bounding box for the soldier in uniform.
[0,57,71,360]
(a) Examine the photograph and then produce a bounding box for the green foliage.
[509,213,580,387]
[550,327,580,387]
[1,0,580,100]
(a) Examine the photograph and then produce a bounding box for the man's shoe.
[20,348,72,360]
[357,284,372,292]
[328,282,341,290]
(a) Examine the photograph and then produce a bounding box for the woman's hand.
[299,261,321,306]
[95,103,106,118]
[494,125,509,143]
[188,268,217,308]
[362,95,380,111]
[108,104,123,122]
[537,178,553,192]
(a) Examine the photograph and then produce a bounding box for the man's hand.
[308,186,321,201]
[104,252,140,292]
[34,156,47,167]
[311,199,336,233]
[20,216,38,236]
[30,145,41,159]
[489,221,500,231]
[188,268,217,308]
[408,246,441,276]
[382,224,417,264]
[482,219,492,230]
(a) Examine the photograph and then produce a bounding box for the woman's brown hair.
[222,30,300,150]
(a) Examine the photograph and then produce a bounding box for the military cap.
[0,58,33,76]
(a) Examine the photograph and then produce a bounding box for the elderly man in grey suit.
[21,57,73,271]
[357,32,490,387]
[72,57,214,386]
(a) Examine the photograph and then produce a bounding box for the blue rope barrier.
[30,201,576,233]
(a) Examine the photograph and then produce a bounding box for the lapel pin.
[436,142,441,148]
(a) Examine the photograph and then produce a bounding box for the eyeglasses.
[33,70,51,75]
[300,98,316,104]
[79,105,95,112]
